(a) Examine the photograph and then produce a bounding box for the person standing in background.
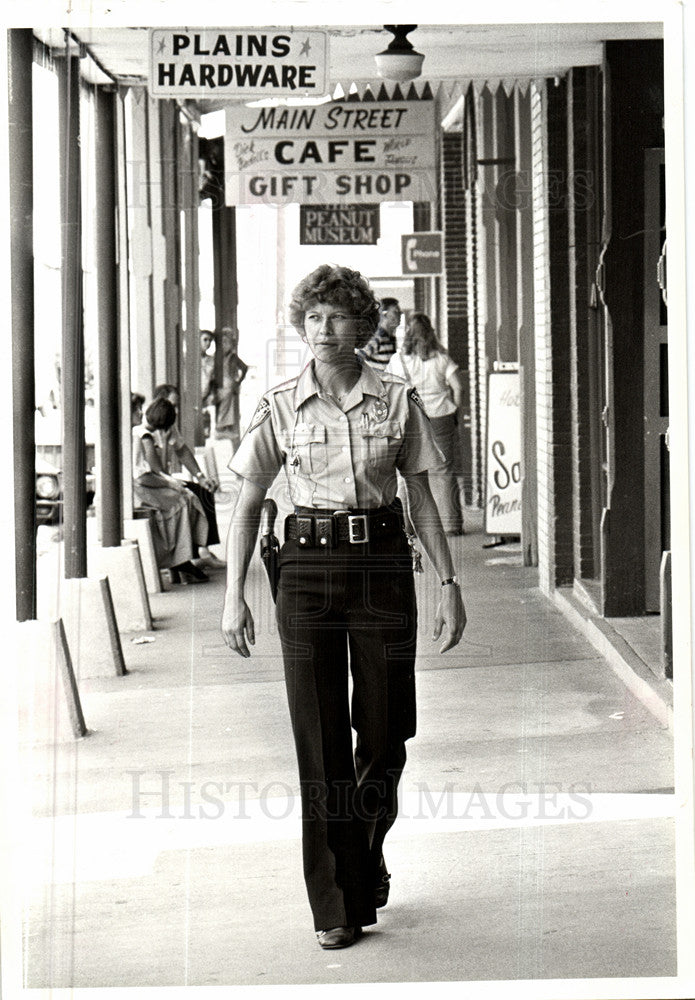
[387,312,465,535]
[200,330,218,439]
[357,297,401,371]
[215,326,249,452]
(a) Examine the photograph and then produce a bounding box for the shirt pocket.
[284,422,328,475]
[360,419,403,468]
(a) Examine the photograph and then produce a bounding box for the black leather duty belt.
[285,507,403,547]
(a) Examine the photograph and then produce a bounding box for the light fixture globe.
[375,25,425,83]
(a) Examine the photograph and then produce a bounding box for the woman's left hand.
[432,584,467,653]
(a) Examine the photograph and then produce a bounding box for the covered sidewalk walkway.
[14,500,675,989]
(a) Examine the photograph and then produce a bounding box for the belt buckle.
[348,513,369,544]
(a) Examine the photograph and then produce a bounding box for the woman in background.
[388,312,465,535]
[153,383,224,568]
[132,395,209,584]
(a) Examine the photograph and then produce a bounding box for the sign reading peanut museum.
[299,205,381,245]
[225,101,437,205]
[150,29,328,97]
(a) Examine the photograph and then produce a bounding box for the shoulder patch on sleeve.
[408,386,426,412]
[247,397,271,432]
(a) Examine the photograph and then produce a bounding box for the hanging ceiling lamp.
[374,25,425,83]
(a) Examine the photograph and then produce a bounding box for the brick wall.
[568,67,602,583]
[441,132,469,368]
[530,79,575,594]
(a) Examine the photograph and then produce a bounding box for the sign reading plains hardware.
[150,29,328,97]
[225,101,437,205]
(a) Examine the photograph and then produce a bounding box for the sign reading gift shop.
[299,205,381,245]
[225,100,437,205]
[149,29,328,97]
[485,368,522,536]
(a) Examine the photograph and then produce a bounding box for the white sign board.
[485,370,522,535]
[149,29,328,97]
[225,101,437,205]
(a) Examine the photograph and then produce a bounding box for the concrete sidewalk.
[16,506,676,989]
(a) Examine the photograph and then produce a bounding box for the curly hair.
[403,312,442,360]
[145,397,177,431]
[154,383,178,400]
[288,265,380,349]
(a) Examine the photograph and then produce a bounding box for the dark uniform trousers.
[276,524,417,931]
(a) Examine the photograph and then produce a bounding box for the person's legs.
[345,537,417,886]
[429,414,463,534]
[277,545,376,932]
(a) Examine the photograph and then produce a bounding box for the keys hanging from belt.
[406,532,424,573]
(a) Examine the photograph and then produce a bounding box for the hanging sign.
[225,100,437,205]
[149,29,328,97]
[485,369,522,535]
[299,204,381,245]
[401,232,443,274]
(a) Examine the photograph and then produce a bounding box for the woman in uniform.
[221,265,466,950]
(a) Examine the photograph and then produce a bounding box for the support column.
[115,89,134,522]
[179,113,201,449]
[95,86,122,548]
[208,136,239,335]
[514,87,538,567]
[148,95,169,387]
[568,67,603,591]
[412,201,432,315]
[547,78,573,586]
[602,41,664,615]
[128,87,155,401]
[441,129,472,505]
[9,29,37,620]
[160,101,182,385]
[57,52,87,580]
[492,88,518,363]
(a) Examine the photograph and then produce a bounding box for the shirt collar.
[293,358,387,411]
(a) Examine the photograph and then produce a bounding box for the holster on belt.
[259,498,280,602]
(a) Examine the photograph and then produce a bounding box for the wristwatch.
[441,576,460,588]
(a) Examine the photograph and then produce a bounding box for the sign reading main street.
[225,101,437,205]
[150,29,328,97]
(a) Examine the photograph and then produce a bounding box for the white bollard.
[90,540,153,632]
[58,576,126,680]
[123,516,162,594]
[15,618,87,742]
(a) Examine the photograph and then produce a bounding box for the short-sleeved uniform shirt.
[229,360,444,509]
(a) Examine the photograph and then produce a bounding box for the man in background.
[357,298,401,371]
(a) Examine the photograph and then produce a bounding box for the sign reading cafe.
[150,29,328,97]
[225,101,437,205]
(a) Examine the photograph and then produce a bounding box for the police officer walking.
[221,265,466,950]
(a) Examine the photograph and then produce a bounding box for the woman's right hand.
[221,596,255,658]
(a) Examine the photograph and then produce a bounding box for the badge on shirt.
[408,387,425,412]
[248,397,271,432]
[371,398,389,422]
